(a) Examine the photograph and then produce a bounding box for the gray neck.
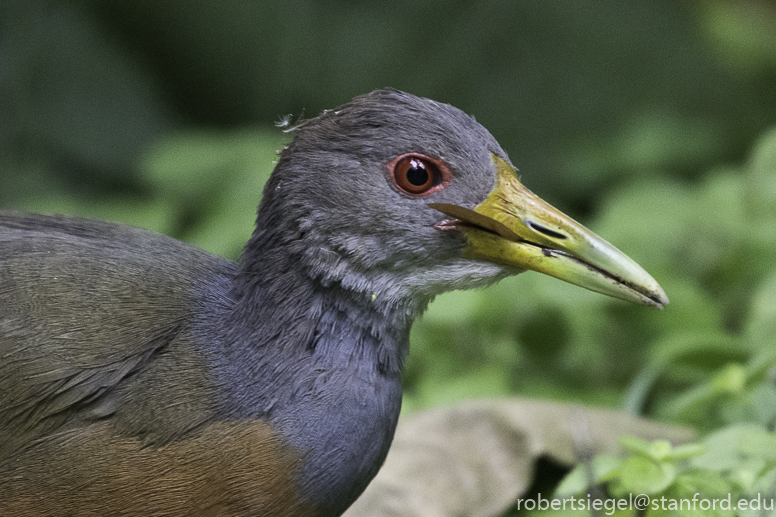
[204,233,413,515]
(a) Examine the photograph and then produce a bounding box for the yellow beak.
[429,156,669,309]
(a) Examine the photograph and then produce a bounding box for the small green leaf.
[752,465,776,493]
[648,440,673,461]
[620,436,654,457]
[712,364,747,394]
[666,443,706,460]
[620,456,677,495]
[552,464,589,498]
[738,429,776,460]
[596,455,626,483]
[692,424,764,471]
[729,459,766,492]
[554,455,623,497]
[673,468,732,498]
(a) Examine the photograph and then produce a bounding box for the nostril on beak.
[526,220,567,240]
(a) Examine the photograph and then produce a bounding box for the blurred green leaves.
[700,0,776,74]
[557,426,776,516]
[0,1,173,203]
[141,128,287,258]
[4,1,776,209]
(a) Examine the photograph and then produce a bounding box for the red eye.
[389,154,450,196]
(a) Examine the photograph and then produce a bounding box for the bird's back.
[0,212,219,448]
[0,212,313,516]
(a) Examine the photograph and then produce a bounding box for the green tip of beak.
[429,156,669,309]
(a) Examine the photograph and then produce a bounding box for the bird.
[0,89,668,517]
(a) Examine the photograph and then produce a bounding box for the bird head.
[249,89,668,311]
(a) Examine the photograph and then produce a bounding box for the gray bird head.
[244,89,668,315]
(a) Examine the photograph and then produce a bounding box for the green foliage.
[140,129,288,258]
[4,1,776,208]
[531,129,776,516]
[554,428,776,516]
[6,128,287,261]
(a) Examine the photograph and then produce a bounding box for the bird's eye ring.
[388,154,451,197]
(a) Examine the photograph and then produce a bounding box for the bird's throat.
[209,263,409,514]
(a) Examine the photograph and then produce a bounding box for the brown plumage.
[2,421,310,516]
